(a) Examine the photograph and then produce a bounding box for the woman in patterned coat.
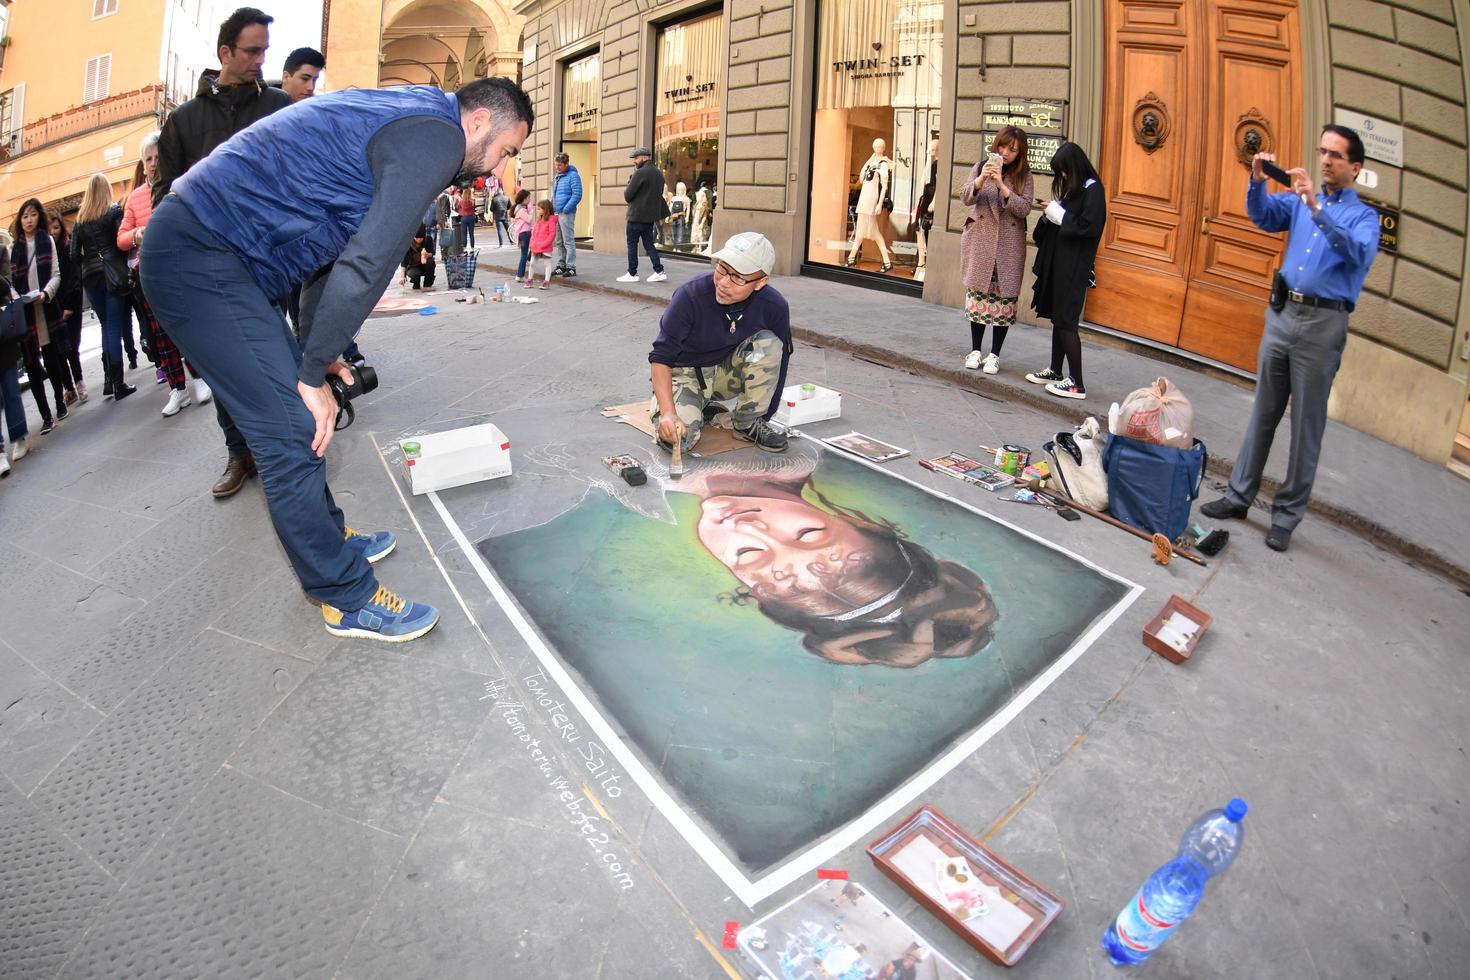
[959,126,1033,375]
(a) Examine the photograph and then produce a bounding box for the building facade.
[0,0,233,219]
[509,0,1470,470]
[323,0,525,93]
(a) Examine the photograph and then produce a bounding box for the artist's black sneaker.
[734,418,788,453]
[1024,367,1065,385]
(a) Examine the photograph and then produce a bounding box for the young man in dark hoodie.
[154,6,292,500]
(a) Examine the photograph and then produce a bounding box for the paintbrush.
[669,422,684,480]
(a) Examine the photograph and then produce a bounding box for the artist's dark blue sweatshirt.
[648,273,793,418]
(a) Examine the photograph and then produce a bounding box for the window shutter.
[84,55,111,104]
[93,0,120,18]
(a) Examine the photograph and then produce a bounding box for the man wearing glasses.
[649,233,793,454]
[1199,125,1380,552]
[154,7,292,501]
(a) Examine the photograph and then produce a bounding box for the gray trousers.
[553,210,577,269]
[1223,302,1349,530]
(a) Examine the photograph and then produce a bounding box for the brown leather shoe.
[211,456,257,498]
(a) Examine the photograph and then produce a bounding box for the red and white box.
[401,423,512,495]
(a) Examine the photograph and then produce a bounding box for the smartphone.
[1259,160,1292,186]
[987,152,1003,168]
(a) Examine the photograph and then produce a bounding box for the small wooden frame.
[1142,594,1213,664]
[867,805,1063,966]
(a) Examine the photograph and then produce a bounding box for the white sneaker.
[615,273,640,283]
[192,377,213,405]
[9,439,27,462]
[964,350,983,370]
[0,453,10,478]
[982,353,1000,375]
[645,271,668,283]
[1045,377,1087,400]
[161,387,192,417]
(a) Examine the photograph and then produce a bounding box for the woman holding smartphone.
[958,126,1033,374]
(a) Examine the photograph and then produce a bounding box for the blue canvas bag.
[1101,433,1208,541]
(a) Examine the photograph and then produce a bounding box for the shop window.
[562,50,601,242]
[654,9,722,258]
[807,0,943,281]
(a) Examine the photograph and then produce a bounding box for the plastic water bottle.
[1101,798,1248,966]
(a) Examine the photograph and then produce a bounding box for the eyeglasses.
[231,45,267,57]
[713,261,765,287]
[1317,146,1347,162]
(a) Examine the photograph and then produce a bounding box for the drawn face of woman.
[697,494,875,599]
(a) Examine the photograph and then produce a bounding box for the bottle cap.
[1225,798,1248,821]
[402,441,421,456]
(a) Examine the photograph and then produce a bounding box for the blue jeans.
[517,230,532,278]
[495,218,512,246]
[0,361,26,443]
[460,214,476,249]
[554,210,577,269]
[83,280,128,369]
[626,222,663,276]
[140,197,376,611]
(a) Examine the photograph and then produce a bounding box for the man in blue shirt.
[1200,125,1379,552]
[140,78,533,641]
[649,233,793,453]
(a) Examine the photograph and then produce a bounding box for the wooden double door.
[1089,0,1303,370]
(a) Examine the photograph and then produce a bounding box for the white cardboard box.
[772,384,842,428]
[402,423,512,495]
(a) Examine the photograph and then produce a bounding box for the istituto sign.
[1334,108,1403,168]
[1369,201,1399,254]
[981,97,1068,175]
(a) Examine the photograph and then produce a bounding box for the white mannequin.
[670,180,692,247]
[846,137,893,271]
[692,183,713,244]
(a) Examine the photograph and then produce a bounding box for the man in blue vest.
[140,78,534,642]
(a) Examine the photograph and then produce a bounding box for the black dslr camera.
[328,363,378,429]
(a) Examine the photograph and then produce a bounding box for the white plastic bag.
[1047,416,1109,511]
[1112,377,1194,448]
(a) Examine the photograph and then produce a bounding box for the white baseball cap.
[711,232,776,278]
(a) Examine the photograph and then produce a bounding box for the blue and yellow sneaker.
[344,526,396,564]
[322,585,439,642]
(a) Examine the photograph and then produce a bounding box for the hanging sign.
[980,97,1068,175]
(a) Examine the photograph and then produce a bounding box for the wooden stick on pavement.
[1038,488,1208,567]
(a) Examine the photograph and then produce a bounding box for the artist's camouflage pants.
[651,330,783,450]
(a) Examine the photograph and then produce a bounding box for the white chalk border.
[430,433,1143,908]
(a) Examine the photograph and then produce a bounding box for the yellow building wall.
[325,0,385,90]
[0,0,166,219]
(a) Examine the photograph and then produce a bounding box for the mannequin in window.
[846,138,893,272]
[914,137,940,270]
[669,180,692,247]
[692,182,713,245]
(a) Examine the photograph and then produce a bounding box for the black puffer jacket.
[69,205,125,287]
[154,70,292,207]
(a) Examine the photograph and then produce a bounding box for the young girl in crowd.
[511,189,533,281]
[526,199,557,290]
[48,212,88,403]
[118,132,211,417]
[959,125,1034,375]
[1026,142,1106,400]
[10,198,71,432]
[70,173,137,402]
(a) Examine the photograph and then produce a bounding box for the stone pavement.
[473,242,1470,586]
[1,281,1467,979]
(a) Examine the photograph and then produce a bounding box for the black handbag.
[0,297,28,344]
[102,254,132,296]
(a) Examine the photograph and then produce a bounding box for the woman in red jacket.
[119,132,212,417]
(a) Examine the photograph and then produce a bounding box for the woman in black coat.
[48,211,88,402]
[1025,142,1107,400]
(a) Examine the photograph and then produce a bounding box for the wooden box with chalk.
[1142,594,1213,664]
[401,423,512,495]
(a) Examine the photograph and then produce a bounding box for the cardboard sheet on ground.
[440,428,1140,906]
[601,401,744,456]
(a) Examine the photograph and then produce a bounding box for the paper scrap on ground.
[600,402,744,456]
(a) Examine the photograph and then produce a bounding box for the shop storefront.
[805,0,943,287]
[561,49,601,242]
[653,8,722,258]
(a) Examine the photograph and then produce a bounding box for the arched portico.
[380,0,524,87]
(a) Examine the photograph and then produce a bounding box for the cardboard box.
[402,423,512,495]
[772,384,842,428]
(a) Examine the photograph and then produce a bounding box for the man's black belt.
[1286,289,1349,312]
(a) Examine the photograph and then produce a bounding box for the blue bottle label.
[1113,886,1182,954]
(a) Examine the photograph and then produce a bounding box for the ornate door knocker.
[1132,93,1170,152]
[1234,109,1274,167]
